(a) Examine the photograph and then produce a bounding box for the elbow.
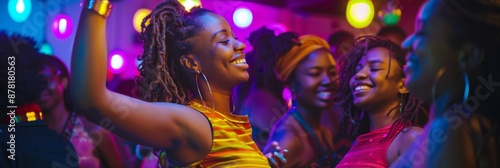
[70,85,108,117]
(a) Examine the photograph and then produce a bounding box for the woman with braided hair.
[335,35,429,167]
[71,0,284,167]
[392,0,500,167]
[250,27,339,167]
[239,27,295,150]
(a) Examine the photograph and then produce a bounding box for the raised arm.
[70,1,211,155]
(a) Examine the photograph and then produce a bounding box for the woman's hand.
[265,141,288,168]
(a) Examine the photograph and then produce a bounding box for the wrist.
[84,0,113,18]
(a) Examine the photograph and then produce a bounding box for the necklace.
[291,108,334,165]
[61,112,77,139]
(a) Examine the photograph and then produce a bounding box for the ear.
[61,77,69,89]
[458,43,485,71]
[179,55,201,73]
[398,78,409,94]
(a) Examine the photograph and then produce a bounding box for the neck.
[191,74,235,114]
[295,104,322,129]
[366,100,400,131]
[43,102,70,134]
[431,90,462,120]
[193,90,232,114]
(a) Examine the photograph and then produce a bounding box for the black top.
[0,120,78,168]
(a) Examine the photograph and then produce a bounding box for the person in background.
[327,30,355,61]
[376,25,407,45]
[38,56,131,167]
[261,31,339,167]
[392,0,500,167]
[239,27,291,150]
[0,31,78,168]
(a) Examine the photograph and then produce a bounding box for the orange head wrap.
[275,35,332,82]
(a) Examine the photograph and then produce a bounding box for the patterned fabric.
[67,116,101,168]
[336,124,404,168]
[183,101,270,168]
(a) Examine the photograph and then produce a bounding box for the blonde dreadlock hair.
[138,0,214,105]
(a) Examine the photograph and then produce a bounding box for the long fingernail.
[276,152,287,162]
[269,157,276,165]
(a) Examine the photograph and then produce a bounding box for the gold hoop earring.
[432,67,446,103]
[199,71,215,112]
[463,71,470,103]
[195,70,207,107]
[230,94,236,114]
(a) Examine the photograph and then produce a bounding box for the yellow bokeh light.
[180,0,201,12]
[26,112,36,121]
[133,8,151,33]
[346,0,374,29]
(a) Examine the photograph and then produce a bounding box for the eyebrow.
[212,29,228,40]
[308,65,336,70]
[368,60,384,64]
[357,60,384,67]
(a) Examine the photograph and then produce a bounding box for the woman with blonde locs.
[71,0,285,167]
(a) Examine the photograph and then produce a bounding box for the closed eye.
[308,73,321,77]
[220,40,230,45]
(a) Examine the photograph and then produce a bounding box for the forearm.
[71,1,109,114]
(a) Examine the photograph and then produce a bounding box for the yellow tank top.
[185,101,270,168]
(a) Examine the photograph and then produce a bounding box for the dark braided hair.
[335,35,429,140]
[138,0,214,105]
[248,27,299,102]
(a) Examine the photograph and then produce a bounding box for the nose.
[234,39,246,52]
[402,34,414,52]
[321,73,335,85]
[354,68,368,81]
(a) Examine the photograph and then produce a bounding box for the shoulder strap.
[292,112,326,156]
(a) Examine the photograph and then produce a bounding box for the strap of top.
[291,111,333,166]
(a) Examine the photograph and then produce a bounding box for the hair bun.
[248,27,276,47]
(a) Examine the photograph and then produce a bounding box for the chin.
[405,77,429,101]
[353,99,368,109]
[236,73,250,83]
[314,101,334,109]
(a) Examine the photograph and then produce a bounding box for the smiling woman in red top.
[335,35,429,167]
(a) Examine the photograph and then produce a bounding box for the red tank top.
[336,124,404,168]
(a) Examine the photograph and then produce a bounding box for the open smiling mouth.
[318,90,333,100]
[353,84,373,96]
[230,57,246,64]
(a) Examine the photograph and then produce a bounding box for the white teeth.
[231,58,246,64]
[318,91,332,99]
[355,85,372,91]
